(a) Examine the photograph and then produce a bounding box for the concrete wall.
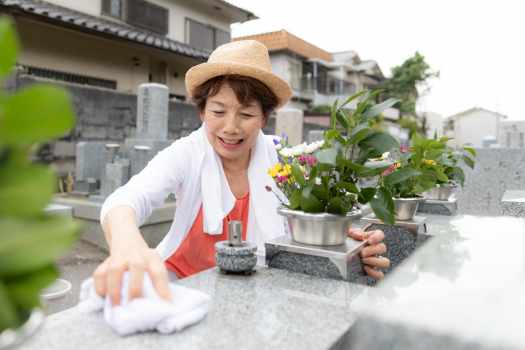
[14,75,200,174]
[453,111,502,147]
[456,148,525,215]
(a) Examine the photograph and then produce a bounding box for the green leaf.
[463,146,477,157]
[435,167,449,182]
[5,264,59,311]
[339,90,367,109]
[336,110,349,129]
[0,281,20,331]
[358,187,376,204]
[291,164,305,186]
[289,190,301,209]
[359,131,399,157]
[363,98,399,118]
[0,85,75,145]
[384,168,422,187]
[463,155,475,169]
[312,184,329,202]
[348,124,373,144]
[316,147,338,166]
[300,186,324,212]
[0,18,19,79]
[370,186,395,225]
[0,164,55,217]
[0,215,80,277]
[347,162,388,177]
[330,99,339,129]
[327,197,347,215]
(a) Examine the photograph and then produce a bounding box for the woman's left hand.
[348,228,390,280]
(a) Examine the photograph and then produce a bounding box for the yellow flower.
[278,164,292,177]
[268,163,284,178]
[423,159,436,166]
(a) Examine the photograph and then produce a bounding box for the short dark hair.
[192,75,278,119]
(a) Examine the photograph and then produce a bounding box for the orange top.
[165,193,250,278]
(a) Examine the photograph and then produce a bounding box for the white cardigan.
[99,124,287,261]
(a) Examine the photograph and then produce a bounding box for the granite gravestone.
[274,108,304,145]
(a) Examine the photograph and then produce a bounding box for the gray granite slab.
[23,268,367,350]
[501,190,525,217]
[348,215,525,350]
[418,198,458,216]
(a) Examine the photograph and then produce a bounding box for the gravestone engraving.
[136,83,169,140]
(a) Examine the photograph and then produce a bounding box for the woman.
[93,40,390,305]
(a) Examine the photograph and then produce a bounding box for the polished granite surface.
[24,267,366,350]
[501,190,525,217]
[350,214,525,349]
[22,214,525,349]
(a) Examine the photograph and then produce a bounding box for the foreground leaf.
[0,18,19,79]
[1,85,75,145]
[0,215,79,277]
[370,187,395,225]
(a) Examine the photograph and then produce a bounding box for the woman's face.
[200,83,265,163]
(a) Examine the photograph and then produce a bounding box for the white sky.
[229,0,524,120]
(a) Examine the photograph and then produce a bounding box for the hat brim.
[185,62,293,109]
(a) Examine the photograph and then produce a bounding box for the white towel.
[78,273,211,336]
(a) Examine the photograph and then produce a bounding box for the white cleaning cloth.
[78,272,211,336]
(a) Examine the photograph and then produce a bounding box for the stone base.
[265,235,368,283]
[501,190,525,217]
[361,215,431,275]
[52,195,175,250]
[418,198,458,216]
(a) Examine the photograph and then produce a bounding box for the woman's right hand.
[92,233,172,305]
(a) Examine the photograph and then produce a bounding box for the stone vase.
[424,183,457,201]
[277,207,361,246]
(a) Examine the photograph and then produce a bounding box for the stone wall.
[13,75,201,173]
[457,148,525,215]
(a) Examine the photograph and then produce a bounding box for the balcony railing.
[291,76,356,96]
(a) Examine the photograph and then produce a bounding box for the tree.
[380,52,439,136]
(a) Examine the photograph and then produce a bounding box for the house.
[0,0,255,99]
[499,121,525,148]
[444,107,507,147]
[422,111,443,138]
[234,30,386,111]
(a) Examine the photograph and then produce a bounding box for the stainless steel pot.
[424,184,457,201]
[277,207,362,246]
[394,197,423,221]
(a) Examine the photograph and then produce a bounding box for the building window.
[102,0,122,19]
[24,66,117,90]
[101,0,169,35]
[186,18,230,51]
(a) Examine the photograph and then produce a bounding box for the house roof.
[0,0,211,60]
[447,107,508,120]
[234,30,333,62]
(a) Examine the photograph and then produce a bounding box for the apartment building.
[0,0,254,99]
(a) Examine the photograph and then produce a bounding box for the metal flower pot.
[277,207,362,246]
[424,184,457,201]
[393,197,423,221]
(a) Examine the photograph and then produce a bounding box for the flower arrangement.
[267,90,400,225]
[379,134,452,198]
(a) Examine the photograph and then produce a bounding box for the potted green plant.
[425,140,476,201]
[379,134,450,220]
[0,17,79,348]
[267,91,399,245]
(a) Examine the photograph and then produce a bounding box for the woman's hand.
[348,227,390,280]
[92,235,171,306]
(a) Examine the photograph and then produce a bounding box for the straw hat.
[185,40,292,108]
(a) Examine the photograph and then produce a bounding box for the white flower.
[305,140,324,154]
[381,151,390,160]
[279,147,294,158]
[315,177,322,185]
[291,143,307,156]
[275,143,282,150]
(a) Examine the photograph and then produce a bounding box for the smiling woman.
[93,40,389,305]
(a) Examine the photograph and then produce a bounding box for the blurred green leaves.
[0,16,79,332]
